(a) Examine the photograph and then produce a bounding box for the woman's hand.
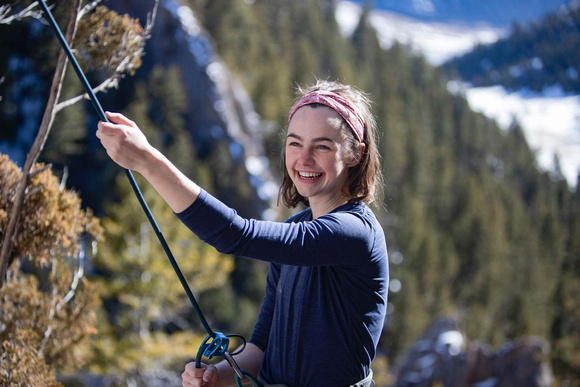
[182,362,219,387]
[96,111,153,173]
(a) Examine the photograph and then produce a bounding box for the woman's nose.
[299,148,314,164]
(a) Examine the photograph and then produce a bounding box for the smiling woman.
[280,82,383,212]
[96,79,388,387]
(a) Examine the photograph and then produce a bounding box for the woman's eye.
[317,145,330,150]
[288,141,300,147]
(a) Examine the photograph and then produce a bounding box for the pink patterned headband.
[288,90,365,143]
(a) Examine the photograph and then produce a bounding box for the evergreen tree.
[41,73,88,172]
[90,173,234,374]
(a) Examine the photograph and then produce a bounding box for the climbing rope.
[37,1,262,385]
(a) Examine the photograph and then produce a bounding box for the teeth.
[299,172,322,179]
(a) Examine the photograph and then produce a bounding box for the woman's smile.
[297,171,323,180]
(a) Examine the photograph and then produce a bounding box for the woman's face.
[285,105,358,211]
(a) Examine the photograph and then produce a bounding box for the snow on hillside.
[336,1,502,66]
[459,84,580,185]
[336,1,580,187]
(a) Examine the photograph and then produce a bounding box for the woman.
[97,80,388,387]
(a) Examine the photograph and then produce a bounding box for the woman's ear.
[348,142,366,167]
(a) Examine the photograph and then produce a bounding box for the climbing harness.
[37,1,262,385]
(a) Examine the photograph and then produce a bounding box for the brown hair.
[279,80,383,208]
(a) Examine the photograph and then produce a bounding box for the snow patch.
[465,85,580,186]
[436,330,464,356]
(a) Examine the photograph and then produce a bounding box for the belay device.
[36,1,263,385]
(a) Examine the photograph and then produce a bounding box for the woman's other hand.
[182,362,219,387]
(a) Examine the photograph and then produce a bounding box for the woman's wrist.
[137,145,165,177]
[135,146,201,213]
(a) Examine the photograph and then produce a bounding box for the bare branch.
[54,73,121,113]
[59,165,69,192]
[0,3,45,25]
[21,164,52,196]
[29,163,53,177]
[144,0,160,37]
[77,0,104,21]
[60,248,86,306]
[25,186,44,197]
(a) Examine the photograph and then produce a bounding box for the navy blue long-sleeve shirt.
[176,189,388,386]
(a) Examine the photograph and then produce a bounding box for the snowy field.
[337,1,580,187]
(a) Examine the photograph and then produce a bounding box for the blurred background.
[0,0,579,386]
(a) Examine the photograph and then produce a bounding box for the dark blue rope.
[37,2,262,385]
[36,0,214,337]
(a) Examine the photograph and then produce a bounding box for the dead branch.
[29,163,53,177]
[60,244,86,306]
[0,3,45,25]
[77,0,104,21]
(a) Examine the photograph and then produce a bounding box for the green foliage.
[87,66,237,376]
[89,173,234,374]
[0,154,102,386]
[43,73,88,168]
[551,188,580,380]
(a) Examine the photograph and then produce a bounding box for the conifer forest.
[0,0,579,386]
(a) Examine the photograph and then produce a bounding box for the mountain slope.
[347,0,571,27]
[442,1,580,93]
[336,1,502,66]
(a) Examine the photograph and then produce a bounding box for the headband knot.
[288,90,365,142]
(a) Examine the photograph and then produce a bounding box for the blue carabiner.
[201,332,230,359]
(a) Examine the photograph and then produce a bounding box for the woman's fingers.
[182,363,218,387]
[202,365,217,383]
[96,112,136,141]
[96,121,127,138]
[105,111,136,127]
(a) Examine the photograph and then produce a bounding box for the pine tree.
[90,173,234,374]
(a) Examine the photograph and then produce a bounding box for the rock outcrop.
[394,318,554,387]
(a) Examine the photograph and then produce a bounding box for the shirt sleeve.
[175,189,375,266]
[249,263,280,351]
